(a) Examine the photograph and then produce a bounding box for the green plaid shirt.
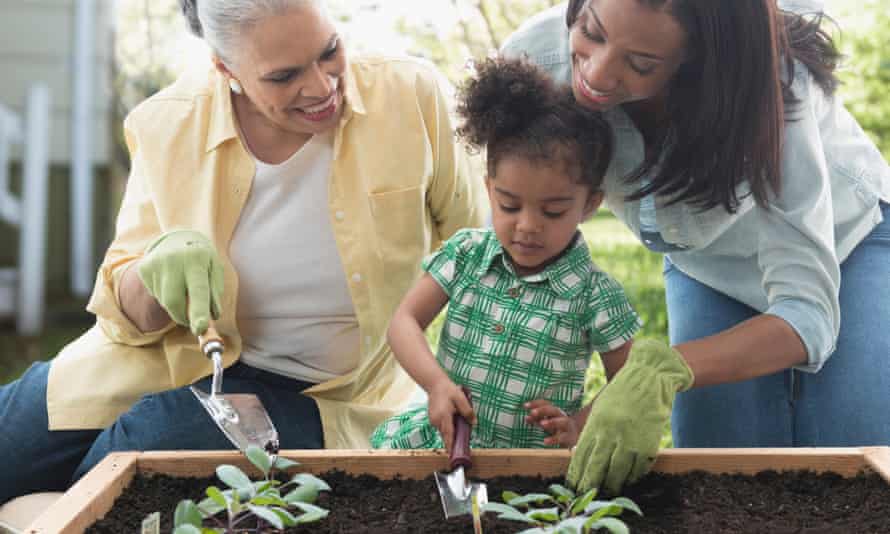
[371,228,641,449]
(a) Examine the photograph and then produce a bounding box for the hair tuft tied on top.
[456,57,559,151]
[456,56,613,192]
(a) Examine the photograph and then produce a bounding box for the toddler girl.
[371,57,641,451]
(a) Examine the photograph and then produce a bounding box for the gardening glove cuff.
[137,230,224,336]
[625,339,695,393]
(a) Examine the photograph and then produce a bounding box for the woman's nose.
[578,51,619,94]
[303,62,333,97]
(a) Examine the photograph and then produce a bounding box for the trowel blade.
[434,466,489,519]
[191,386,280,455]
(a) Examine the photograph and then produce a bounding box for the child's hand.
[428,381,476,455]
[524,399,580,447]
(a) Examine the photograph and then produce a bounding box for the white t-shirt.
[229,131,360,383]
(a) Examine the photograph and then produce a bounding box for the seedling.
[482,483,642,534]
[170,445,330,533]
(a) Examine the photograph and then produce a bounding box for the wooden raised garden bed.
[25,447,890,533]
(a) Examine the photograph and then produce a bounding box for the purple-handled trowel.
[433,386,488,530]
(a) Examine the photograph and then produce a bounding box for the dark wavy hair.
[565,0,842,212]
[456,57,613,192]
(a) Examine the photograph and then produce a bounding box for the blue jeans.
[0,361,322,503]
[665,203,890,447]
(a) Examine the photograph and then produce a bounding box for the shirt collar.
[205,61,367,153]
[205,69,238,153]
[475,231,595,299]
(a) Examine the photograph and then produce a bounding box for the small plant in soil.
[171,445,330,533]
[483,483,642,534]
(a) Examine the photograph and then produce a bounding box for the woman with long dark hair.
[504,0,890,494]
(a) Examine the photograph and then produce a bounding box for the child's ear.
[583,190,604,219]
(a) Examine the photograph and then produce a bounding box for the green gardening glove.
[137,230,224,336]
[567,339,694,495]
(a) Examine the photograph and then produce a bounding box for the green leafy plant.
[171,445,330,533]
[482,483,642,534]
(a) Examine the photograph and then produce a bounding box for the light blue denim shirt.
[502,2,890,372]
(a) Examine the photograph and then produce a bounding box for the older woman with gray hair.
[0,0,486,503]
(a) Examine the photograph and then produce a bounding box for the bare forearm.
[387,310,452,393]
[600,341,632,381]
[119,260,172,333]
[676,314,807,388]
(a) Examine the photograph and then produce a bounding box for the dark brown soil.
[86,469,890,533]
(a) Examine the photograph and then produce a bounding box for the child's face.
[487,155,603,277]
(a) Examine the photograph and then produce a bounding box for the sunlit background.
[115,0,864,86]
[1,0,888,386]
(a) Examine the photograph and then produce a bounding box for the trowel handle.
[450,386,473,471]
[198,320,224,358]
[197,320,225,396]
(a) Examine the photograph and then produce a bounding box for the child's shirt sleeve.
[586,271,643,353]
[421,228,480,297]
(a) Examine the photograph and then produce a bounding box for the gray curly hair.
[178,0,324,66]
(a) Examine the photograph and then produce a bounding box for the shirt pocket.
[368,186,432,281]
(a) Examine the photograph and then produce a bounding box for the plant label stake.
[190,321,280,462]
[434,386,488,527]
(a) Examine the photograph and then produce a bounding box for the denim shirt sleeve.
[760,63,840,373]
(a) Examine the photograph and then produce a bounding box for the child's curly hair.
[456,56,613,191]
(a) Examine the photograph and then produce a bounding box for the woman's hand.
[136,230,224,336]
[567,340,694,495]
[525,399,582,447]
[428,380,476,455]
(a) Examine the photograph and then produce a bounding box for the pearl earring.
[229,78,243,95]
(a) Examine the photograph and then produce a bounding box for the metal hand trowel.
[190,321,280,459]
[434,387,488,529]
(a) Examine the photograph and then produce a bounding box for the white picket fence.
[0,84,50,335]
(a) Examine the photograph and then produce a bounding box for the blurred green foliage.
[836,0,890,159]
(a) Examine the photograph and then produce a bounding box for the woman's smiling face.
[568,0,687,111]
[223,2,347,136]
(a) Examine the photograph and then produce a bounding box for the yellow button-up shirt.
[46,56,488,448]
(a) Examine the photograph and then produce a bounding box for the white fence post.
[17,84,51,335]
[71,0,96,298]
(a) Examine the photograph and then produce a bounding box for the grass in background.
[0,324,89,384]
